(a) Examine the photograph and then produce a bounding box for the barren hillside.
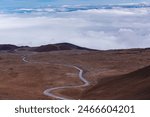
[0,43,150,99]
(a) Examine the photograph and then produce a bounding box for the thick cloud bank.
[0,7,150,50]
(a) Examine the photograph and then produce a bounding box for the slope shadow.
[82,65,150,100]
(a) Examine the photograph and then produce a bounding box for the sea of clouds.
[0,6,150,50]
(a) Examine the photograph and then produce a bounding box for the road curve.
[21,56,90,100]
[22,56,29,63]
[43,66,90,100]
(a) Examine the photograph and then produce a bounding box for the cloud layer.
[0,7,150,50]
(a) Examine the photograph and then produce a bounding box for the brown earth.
[0,43,150,100]
[82,65,150,100]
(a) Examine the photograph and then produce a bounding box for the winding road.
[22,56,29,63]
[21,56,90,100]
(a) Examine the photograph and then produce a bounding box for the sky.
[0,0,150,49]
[0,0,150,9]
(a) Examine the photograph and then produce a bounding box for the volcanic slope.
[82,65,150,100]
[0,43,150,99]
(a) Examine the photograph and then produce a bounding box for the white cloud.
[0,7,150,50]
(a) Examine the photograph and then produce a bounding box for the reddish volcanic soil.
[82,65,150,100]
[0,44,150,100]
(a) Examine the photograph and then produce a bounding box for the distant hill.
[82,65,150,100]
[30,43,96,52]
[0,44,19,51]
[0,43,96,52]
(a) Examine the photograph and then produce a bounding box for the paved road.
[43,65,90,100]
[21,56,90,100]
[22,56,29,63]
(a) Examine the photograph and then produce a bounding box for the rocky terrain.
[0,43,150,100]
